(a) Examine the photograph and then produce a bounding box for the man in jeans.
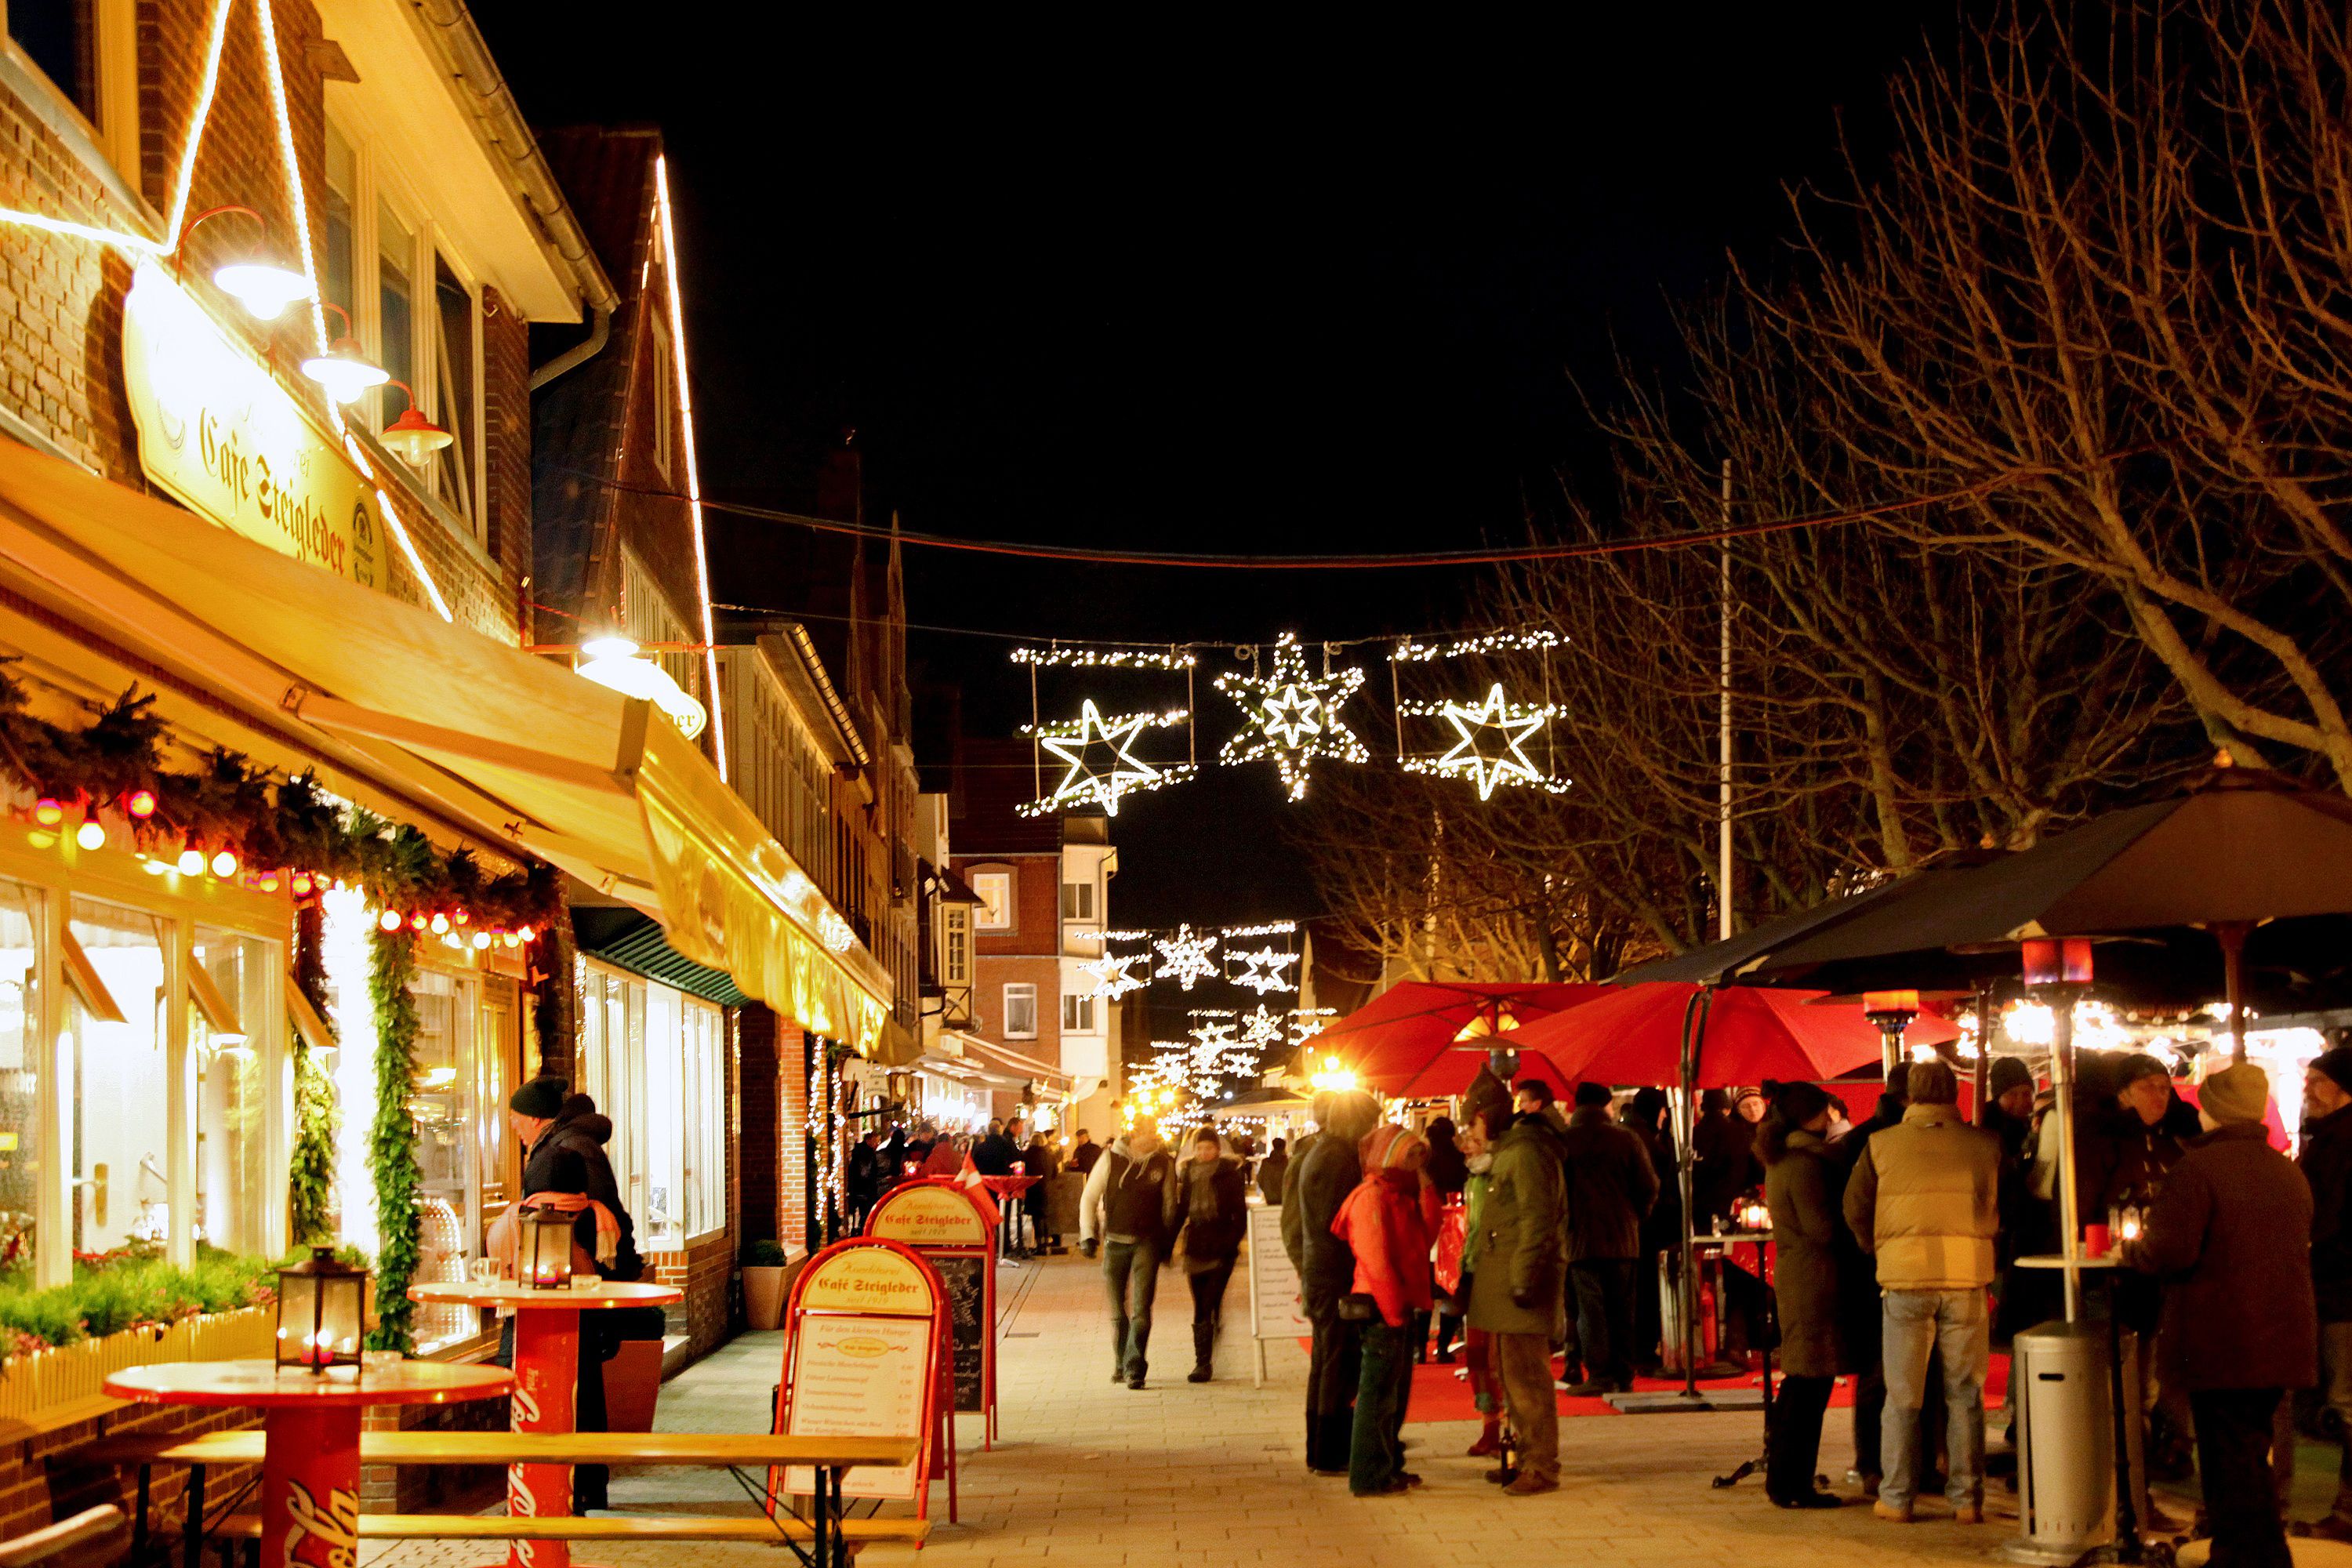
[1080,1114,1180,1388]
[1842,1058,1999,1523]
[1559,1082,1659,1395]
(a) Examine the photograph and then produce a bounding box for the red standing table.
[979,1174,1040,1259]
[412,1279,681,1568]
[105,1358,510,1568]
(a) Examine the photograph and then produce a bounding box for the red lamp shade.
[380,405,453,463]
[2022,937,2094,987]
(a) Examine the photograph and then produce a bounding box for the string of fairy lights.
[1016,629,1570,817]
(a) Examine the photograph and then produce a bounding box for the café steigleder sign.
[121,261,387,590]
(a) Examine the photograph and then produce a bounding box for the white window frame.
[577,960,728,1254]
[1001,982,1037,1040]
[1060,880,1094,921]
[322,111,490,549]
[1061,992,1094,1036]
[970,871,1011,931]
[942,905,969,985]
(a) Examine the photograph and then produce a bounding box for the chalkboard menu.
[930,1250,986,1413]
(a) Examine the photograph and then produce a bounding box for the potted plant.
[741,1240,791,1331]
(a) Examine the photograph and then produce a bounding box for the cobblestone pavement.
[365,1247,2332,1568]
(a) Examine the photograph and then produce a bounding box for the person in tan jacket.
[1842,1058,2000,1524]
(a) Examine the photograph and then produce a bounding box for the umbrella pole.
[1675,985,1714,1400]
[2050,989,2085,1323]
[1971,981,1994,1127]
[2217,920,2252,1065]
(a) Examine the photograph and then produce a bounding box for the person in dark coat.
[971,1120,1018,1177]
[1022,1131,1060,1250]
[1693,1088,1760,1226]
[1295,1091,1381,1474]
[846,1132,881,1231]
[1257,1137,1290,1205]
[1761,1080,1846,1508]
[1831,1065,1909,1494]
[2127,1062,2314,1568]
[2075,1054,2190,1470]
[1069,1128,1102,1176]
[1421,1119,1468,1362]
[2300,1047,2352,1539]
[1176,1128,1248,1382]
[1624,1086,1679,1375]
[1559,1083,1661,1394]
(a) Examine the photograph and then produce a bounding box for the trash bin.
[2005,1318,2143,1565]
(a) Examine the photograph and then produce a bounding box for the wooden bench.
[73,1431,925,1566]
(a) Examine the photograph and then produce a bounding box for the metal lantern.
[521,1207,576,1290]
[276,1246,366,1374]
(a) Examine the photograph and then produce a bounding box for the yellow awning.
[0,436,890,1051]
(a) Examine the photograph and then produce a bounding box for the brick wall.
[962,854,1059,956]
[647,1230,731,1359]
[0,1401,262,1544]
[970,952,1062,1064]
[739,1004,779,1245]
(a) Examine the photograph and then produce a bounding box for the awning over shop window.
[572,907,744,1007]
[0,437,889,1053]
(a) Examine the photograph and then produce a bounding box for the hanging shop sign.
[120,261,387,591]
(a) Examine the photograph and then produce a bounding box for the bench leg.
[131,1465,150,1568]
[182,1465,204,1568]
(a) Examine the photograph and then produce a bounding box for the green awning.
[573,907,746,1007]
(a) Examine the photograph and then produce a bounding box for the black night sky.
[480,7,1951,929]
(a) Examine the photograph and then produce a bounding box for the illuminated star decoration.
[1215,633,1369,802]
[1239,1004,1287,1051]
[1287,1007,1338,1048]
[1019,700,1194,818]
[1153,924,1220,990]
[1229,946,1300,995]
[1083,950,1147,999]
[1428,683,1562,800]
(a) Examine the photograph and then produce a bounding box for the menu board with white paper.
[782,1312,932,1499]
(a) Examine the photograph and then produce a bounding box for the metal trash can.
[2005,1318,2143,1565]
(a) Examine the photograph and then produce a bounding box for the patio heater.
[1861,989,1919,1076]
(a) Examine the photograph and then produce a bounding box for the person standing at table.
[2300,1047,2352,1539]
[1760,1080,1847,1509]
[1257,1136,1290,1205]
[1295,1091,1380,1473]
[1559,1083,1659,1396]
[1069,1128,1102,1175]
[1177,1127,1248,1382]
[1081,1113,1180,1388]
[846,1131,881,1232]
[1842,1058,1998,1525]
[1023,1128,1061,1251]
[1468,1102,1567,1497]
[1624,1086,1679,1377]
[1832,1065,1909,1497]
[2127,1062,2314,1568]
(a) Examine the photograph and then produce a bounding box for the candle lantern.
[275,1246,366,1374]
[521,1207,576,1290]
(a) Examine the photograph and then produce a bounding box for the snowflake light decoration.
[1018,700,1195,818]
[1400,682,1569,799]
[1239,1004,1286,1051]
[1215,633,1368,802]
[1229,946,1300,995]
[1153,923,1220,990]
[1083,950,1148,999]
[1287,1007,1338,1047]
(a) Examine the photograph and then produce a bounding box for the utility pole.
[1719,460,1733,943]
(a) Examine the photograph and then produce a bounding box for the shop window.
[971,871,1011,931]
[643,982,681,1248]
[192,927,268,1256]
[1002,982,1037,1040]
[0,883,38,1272]
[65,899,165,1255]
[681,997,723,1238]
[584,966,724,1254]
[1062,993,1094,1035]
[1060,881,1093,921]
[407,967,481,1352]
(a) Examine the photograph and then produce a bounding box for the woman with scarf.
[1176,1127,1249,1381]
[1330,1123,1440,1496]
[1760,1080,1848,1508]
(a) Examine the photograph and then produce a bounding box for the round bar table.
[980,1175,1039,1261]
[412,1279,681,1568]
[105,1358,510,1568]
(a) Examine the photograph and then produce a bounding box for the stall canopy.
[0,437,890,1052]
[1505,982,1956,1089]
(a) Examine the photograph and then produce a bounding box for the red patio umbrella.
[1316,981,1610,1097]
[1507,982,1958,1090]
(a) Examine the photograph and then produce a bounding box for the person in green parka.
[1456,1109,1505,1457]
[1465,1103,1566,1496]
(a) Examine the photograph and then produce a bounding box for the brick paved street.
[365,1247,2336,1568]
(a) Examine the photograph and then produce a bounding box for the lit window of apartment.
[319,118,488,546]
[1062,993,1095,1035]
[971,870,1011,931]
[1002,982,1037,1040]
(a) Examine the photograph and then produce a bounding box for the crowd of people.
[1068,1045,2342,1568]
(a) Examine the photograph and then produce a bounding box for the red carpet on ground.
[1395,1352,2010,1425]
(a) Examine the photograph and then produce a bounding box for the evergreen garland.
[288,900,339,1245]
[365,924,422,1352]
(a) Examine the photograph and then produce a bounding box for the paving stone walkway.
[365,1247,2332,1568]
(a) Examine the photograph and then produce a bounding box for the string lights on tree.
[1214,633,1368,801]
[1018,701,1194,818]
[1153,923,1221,990]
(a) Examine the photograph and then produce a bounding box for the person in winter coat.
[2128,1062,2315,1568]
[1294,1091,1381,1474]
[1842,1059,1999,1524]
[1624,1086,1679,1376]
[1559,1083,1661,1394]
[1832,1065,1909,1494]
[1022,1131,1060,1250]
[971,1121,1018,1177]
[1080,1116,1181,1388]
[1425,1117,1469,1195]
[2302,1047,2352,1538]
[1467,1104,1568,1497]
[845,1132,881,1231]
[1176,1127,1249,1382]
[1693,1087,1761,1225]
[1330,1123,1439,1496]
[1257,1137,1291,1205]
[2074,1053,2190,1471]
[1761,1080,1847,1509]
[1455,1111,1507,1457]
[1069,1129,1102,1176]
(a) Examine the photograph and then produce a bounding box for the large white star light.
[1229,946,1300,995]
[1215,633,1368,802]
[1404,682,1569,799]
[1154,924,1221,989]
[1019,700,1193,817]
[1082,950,1147,999]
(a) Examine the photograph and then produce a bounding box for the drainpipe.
[529,303,610,390]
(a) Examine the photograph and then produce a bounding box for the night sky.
[481,6,1951,928]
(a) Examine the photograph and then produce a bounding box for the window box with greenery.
[741,1240,792,1332]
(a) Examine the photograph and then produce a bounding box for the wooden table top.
[409,1279,683,1310]
[81,1429,920,1467]
[104,1359,513,1409]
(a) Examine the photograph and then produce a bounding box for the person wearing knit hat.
[1330,1124,1437,1496]
[2302,1047,2352,1539]
[509,1076,568,1121]
[2131,1060,2314,1568]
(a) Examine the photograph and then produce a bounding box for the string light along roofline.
[1011,646,1197,669]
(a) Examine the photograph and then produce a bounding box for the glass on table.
[469,1254,505,1287]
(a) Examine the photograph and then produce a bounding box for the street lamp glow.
[212,260,313,320]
